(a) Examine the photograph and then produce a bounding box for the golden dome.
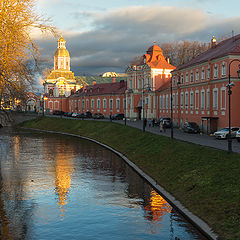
[58,35,66,42]
[54,48,70,57]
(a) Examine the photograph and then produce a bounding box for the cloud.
[36,5,240,76]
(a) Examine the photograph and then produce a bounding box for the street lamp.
[227,60,240,153]
[142,84,152,132]
[170,76,181,139]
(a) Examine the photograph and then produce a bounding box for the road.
[48,114,240,154]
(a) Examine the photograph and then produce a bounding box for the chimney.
[211,36,216,47]
[92,81,96,85]
[112,77,116,83]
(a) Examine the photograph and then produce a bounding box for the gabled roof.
[71,81,126,97]
[175,34,240,71]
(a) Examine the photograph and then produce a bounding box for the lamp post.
[170,77,173,139]
[170,76,181,139]
[142,84,152,132]
[227,60,240,153]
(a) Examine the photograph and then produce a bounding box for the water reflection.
[0,128,207,240]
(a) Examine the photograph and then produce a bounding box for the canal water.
[0,128,208,240]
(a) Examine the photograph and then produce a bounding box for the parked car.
[213,127,239,139]
[76,113,86,118]
[85,111,92,118]
[161,117,172,128]
[183,122,200,133]
[112,113,124,120]
[64,112,73,117]
[52,110,64,115]
[71,112,78,118]
[236,129,240,142]
[92,113,105,119]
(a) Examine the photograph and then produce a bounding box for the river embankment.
[20,117,240,240]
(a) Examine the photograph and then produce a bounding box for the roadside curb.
[22,127,219,240]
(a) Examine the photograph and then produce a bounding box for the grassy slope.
[21,117,240,240]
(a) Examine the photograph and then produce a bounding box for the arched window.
[49,89,53,96]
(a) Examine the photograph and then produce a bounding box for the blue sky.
[35,0,240,75]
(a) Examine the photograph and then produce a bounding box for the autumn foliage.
[0,0,55,108]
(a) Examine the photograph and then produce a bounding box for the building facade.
[69,80,126,117]
[44,36,82,113]
[158,36,240,132]
[125,44,175,120]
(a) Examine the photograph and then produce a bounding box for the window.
[166,95,168,109]
[222,63,226,76]
[97,99,100,109]
[195,91,199,109]
[173,76,176,86]
[180,92,184,108]
[185,92,189,108]
[207,67,210,79]
[91,99,94,108]
[206,89,210,109]
[116,99,120,109]
[49,89,53,96]
[159,96,162,109]
[213,89,218,109]
[103,99,106,108]
[201,90,205,110]
[176,93,178,107]
[181,75,184,84]
[82,100,85,109]
[214,65,218,78]
[221,88,226,109]
[124,99,126,109]
[110,99,113,109]
[173,94,175,108]
[196,71,199,81]
[146,96,149,105]
[201,69,205,81]
[190,72,194,82]
[190,92,194,107]
[185,72,189,83]
[163,95,165,109]
[86,99,89,109]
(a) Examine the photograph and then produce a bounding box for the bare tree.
[0,0,56,108]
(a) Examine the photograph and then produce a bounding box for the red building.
[125,44,175,120]
[69,80,126,117]
[158,35,240,133]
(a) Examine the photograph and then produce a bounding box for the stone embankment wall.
[0,111,38,127]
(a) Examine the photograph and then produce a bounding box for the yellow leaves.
[0,0,55,103]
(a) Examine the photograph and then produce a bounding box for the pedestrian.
[144,118,147,129]
[152,118,155,127]
[159,121,163,132]
[148,119,151,127]
[163,121,166,133]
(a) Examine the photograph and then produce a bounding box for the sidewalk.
[116,119,240,154]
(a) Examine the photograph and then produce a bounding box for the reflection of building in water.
[144,190,172,222]
[54,144,74,219]
[43,138,75,220]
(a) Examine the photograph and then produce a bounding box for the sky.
[34,0,240,76]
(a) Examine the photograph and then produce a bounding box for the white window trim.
[201,89,205,110]
[195,90,199,109]
[220,87,226,110]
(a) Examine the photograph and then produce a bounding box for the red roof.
[175,34,240,71]
[144,44,175,70]
[71,80,127,97]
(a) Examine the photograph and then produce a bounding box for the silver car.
[236,129,240,142]
[214,127,240,139]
